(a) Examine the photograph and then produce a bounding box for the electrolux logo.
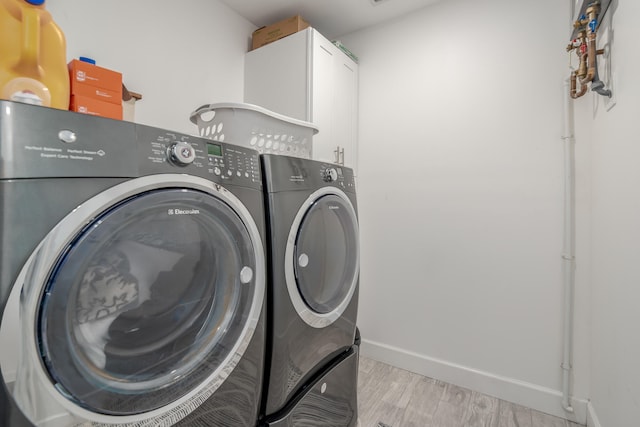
[168,208,200,215]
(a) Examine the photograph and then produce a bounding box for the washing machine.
[260,154,359,424]
[0,100,267,427]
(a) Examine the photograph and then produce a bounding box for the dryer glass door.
[294,193,359,314]
[35,188,260,416]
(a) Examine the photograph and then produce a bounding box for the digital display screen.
[207,143,222,157]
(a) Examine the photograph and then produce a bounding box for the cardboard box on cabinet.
[68,59,122,93]
[70,95,123,120]
[70,83,121,105]
[68,59,123,119]
[251,15,310,50]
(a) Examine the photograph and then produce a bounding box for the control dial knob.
[323,167,338,182]
[168,141,196,166]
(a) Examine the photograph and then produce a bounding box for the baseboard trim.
[361,338,587,425]
[587,401,602,427]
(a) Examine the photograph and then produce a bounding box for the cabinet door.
[244,28,358,173]
[244,30,310,121]
[311,33,358,171]
[333,55,358,171]
[310,34,337,164]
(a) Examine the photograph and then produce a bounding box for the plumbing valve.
[566,38,581,52]
[567,1,611,100]
[573,14,588,29]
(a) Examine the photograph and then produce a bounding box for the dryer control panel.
[317,164,356,191]
[261,154,356,193]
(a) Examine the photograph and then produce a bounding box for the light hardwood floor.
[357,356,583,427]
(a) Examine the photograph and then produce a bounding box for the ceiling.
[218,0,446,40]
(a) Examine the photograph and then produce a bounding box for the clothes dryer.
[0,101,267,427]
[260,154,359,419]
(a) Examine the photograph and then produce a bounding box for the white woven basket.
[190,102,318,159]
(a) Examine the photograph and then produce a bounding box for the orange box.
[70,83,121,105]
[68,59,122,93]
[251,15,310,50]
[70,95,123,120]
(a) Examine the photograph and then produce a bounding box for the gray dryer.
[260,154,359,426]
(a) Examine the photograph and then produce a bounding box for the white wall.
[341,0,591,421]
[47,0,255,134]
[36,2,640,426]
[581,1,640,426]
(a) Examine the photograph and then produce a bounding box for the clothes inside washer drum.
[75,249,139,325]
[103,240,214,376]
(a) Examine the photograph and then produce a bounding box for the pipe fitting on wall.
[578,7,599,86]
[567,2,611,99]
[570,70,588,99]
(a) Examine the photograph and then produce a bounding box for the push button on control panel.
[58,130,77,144]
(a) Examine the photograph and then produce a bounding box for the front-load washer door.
[285,187,359,328]
[3,174,265,426]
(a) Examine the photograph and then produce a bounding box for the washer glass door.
[293,191,359,318]
[36,187,260,416]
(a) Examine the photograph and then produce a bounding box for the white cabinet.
[244,27,358,173]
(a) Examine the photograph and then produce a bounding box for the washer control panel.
[137,125,261,188]
[0,100,262,183]
[205,140,261,184]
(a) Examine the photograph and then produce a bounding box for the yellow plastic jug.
[0,0,69,109]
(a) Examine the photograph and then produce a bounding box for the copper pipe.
[577,52,588,80]
[570,70,588,99]
[573,18,589,29]
[573,2,600,29]
[585,4,600,21]
[572,31,588,79]
[579,5,600,85]
[579,32,597,85]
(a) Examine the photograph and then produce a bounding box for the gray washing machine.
[260,154,359,426]
[0,101,267,427]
